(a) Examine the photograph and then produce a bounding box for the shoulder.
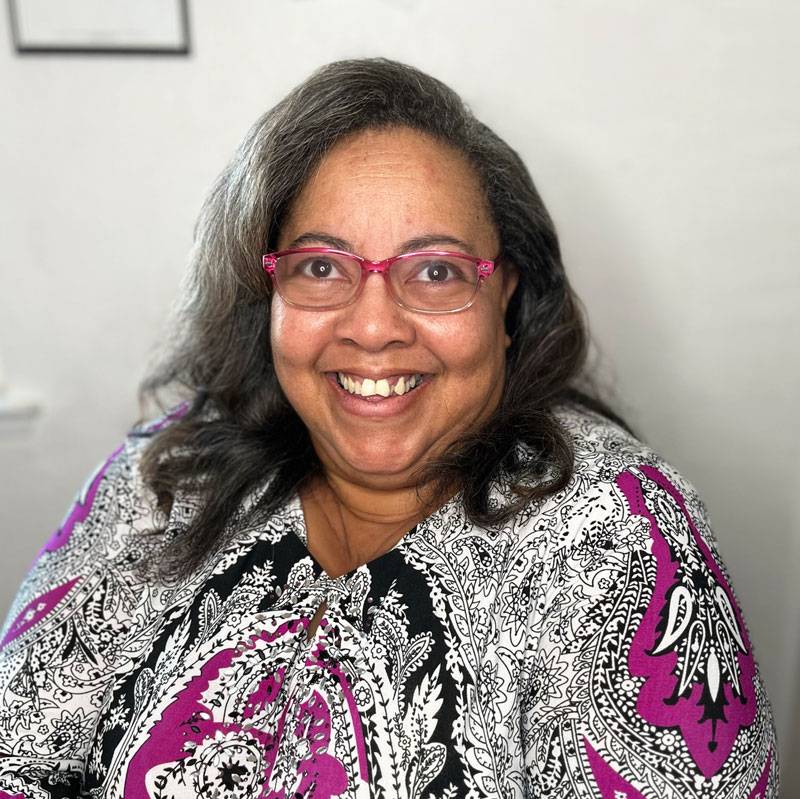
[510,403,711,555]
[78,399,199,533]
[505,403,737,647]
[65,398,197,508]
[1,403,195,642]
[552,401,687,487]
[514,402,721,589]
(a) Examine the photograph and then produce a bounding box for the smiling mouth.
[334,372,425,398]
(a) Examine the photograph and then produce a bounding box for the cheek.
[425,310,507,376]
[269,302,327,378]
[269,302,292,377]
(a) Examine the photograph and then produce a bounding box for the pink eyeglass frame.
[262,247,496,314]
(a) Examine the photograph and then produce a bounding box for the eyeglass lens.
[273,252,480,311]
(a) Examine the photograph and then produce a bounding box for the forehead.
[279,126,496,253]
[313,126,477,180]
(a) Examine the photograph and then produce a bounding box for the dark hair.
[136,57,628,578]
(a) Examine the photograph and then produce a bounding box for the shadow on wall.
[783,649,800,792]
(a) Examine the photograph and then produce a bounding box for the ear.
[500,262,520,314]
[499,262,519,349]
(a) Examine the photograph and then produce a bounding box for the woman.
[0,59,778,798]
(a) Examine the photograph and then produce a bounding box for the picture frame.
[8,0,190,55]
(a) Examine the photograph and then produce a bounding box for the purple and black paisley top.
[0,404,779,798]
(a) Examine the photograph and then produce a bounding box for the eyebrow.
[284,231,477,255]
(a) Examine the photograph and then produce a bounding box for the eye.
[296,257,342,279]
[412,258,471,283]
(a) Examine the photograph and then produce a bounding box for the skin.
[271,126,518,578]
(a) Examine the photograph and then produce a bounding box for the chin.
[336,444,427,481]
[346,456,418,480]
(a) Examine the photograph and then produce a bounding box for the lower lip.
[325,374,429,417]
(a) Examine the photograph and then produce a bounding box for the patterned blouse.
[0,404,779,798]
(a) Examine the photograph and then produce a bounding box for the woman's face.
[271,126,518,491]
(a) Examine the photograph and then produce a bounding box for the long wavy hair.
[136,57,628,578]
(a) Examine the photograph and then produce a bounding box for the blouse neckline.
[278,485,467,583]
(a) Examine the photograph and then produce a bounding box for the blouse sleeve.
[0,436,157,798]
[521,461,779,799]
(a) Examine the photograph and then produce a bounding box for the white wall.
[1,0,797,788]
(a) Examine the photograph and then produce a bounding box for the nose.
[332,271,416,351]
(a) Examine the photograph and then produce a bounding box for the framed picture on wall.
[8,0,190,54]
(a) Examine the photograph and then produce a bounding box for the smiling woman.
[270,128,518,576]
[0,59,779,797]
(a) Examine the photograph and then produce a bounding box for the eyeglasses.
[262,247,496,313]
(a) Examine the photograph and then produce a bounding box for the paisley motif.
[0,405,779,798]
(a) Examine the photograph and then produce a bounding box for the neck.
[300,471,450,577]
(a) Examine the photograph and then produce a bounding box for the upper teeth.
[337,373,423,397]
